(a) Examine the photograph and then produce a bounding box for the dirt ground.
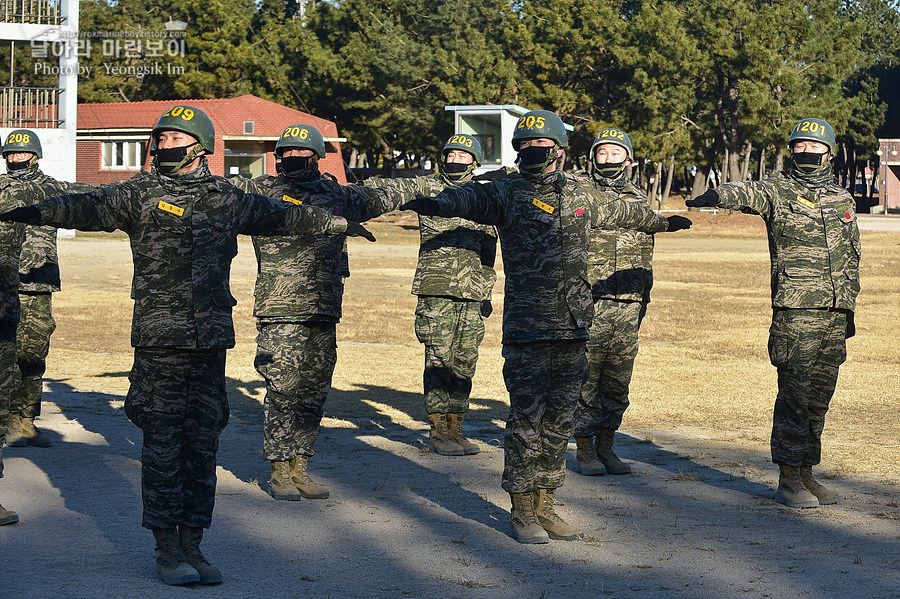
[2,214,899,598]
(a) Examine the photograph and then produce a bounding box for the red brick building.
[76,95,347,185]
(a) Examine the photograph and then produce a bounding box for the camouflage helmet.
[788,118,836,154]
[151,105,215,154]
[442,133,483,165]
[590,127,633,161]
[275,123,326,159]
[511,110,568,150]
[2,129,42,159]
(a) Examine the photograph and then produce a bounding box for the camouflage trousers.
[414,296,485,414]
[255,321,337,462]
[125,348,229,530]
[0,323,20,477]
[768,308,847,466]
[13,292,55,418]
[574,299,643,436]
[501,340,588,494]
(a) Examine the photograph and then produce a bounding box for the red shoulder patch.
[576,208,585,216]
[845,211,851,219]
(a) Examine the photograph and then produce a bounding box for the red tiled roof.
[77,95,340,138]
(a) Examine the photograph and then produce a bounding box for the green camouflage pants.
[501,340,588,494]
[125,348,229,530]
[414,296,484,414]
[14,292,55,418]
[255,321,337,462]
[0,323,20,476]
[574,299,642,436]
[768,309,847,466]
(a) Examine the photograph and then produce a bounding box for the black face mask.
[517,145,556,174]
[441,161,472,181]
[279,155,314,175]
[155,143,198,174]
[791,151,827,174]
[5,159,31,171]
[594,160,626,179]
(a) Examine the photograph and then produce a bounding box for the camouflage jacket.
[715,171,861,311]
[578,172,655,304]
[431,170,670,344]
[365,173,497,301]
[33,159,348,349]
[0,176,26,323]
[236,171,400,322]
[2,163,92,293]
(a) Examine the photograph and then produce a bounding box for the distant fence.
[0,86,62,128]
[0,0,63,24]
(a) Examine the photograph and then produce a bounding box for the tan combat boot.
[269,460,302,501]
[447,413,480,455]
[179,526,223,585]
[0,502,19,526]
[5,413,26,447]
[427,413,464,456]
[152,528,200,585]
[575,436,605,475]
[799,466,844,505]
[775,464,819,508]
[20,417,51,448]
[510,492,549,544]
[596,428,631,474]
[534,488,583,541]
[290,455,329,499]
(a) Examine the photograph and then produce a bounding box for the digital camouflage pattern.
[31,158,348,529]
[254,321,337,461]
[430,170,669,492]
[501,340,588,493]
[127,347,227,529]
[574,172,655,436]
[714,170,860,466]
[366,173,497,301]
[574,299,642,435]
[431,170,669,344]
[366,172,497,417]
[14,293,54,418]
[236,169,399,462]
[414,296,484,414]
[0,176,26,459]
[715,172,860,311]
[2,163,93,420]
[34,159,349,349]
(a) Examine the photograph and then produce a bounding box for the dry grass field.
[47,212,899,480]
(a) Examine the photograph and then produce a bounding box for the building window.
[224,141,265,179]
[101,141,145,170]
[459,114,501,164]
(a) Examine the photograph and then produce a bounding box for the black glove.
[666,215,692,232]
[0,206,41,224]
[345,221,376,242]
[685,189,719,208]
[480,299,493,318]
[845,311,856,339]
[400,196,440,216]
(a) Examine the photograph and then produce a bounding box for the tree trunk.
[740,141,752,181]
[775,148,785,174]
[650,162,663,209]
[662,153,675,205]
[758,146,766,181]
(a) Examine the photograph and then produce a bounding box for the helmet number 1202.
[795,120,824,134]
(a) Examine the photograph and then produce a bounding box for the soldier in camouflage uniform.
[235,123,399,501]
[403,110,691,544]
[687,117,860,509]
[1,130,91,449]
[0,106,373,584]
[573,128,656,476]
[0,136,29,526]
[364,134,497,457]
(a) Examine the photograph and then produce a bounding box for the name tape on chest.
[157,201,185,216]
[282,194,303,205]
[795,195,817,210]
[532,198,555,214]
